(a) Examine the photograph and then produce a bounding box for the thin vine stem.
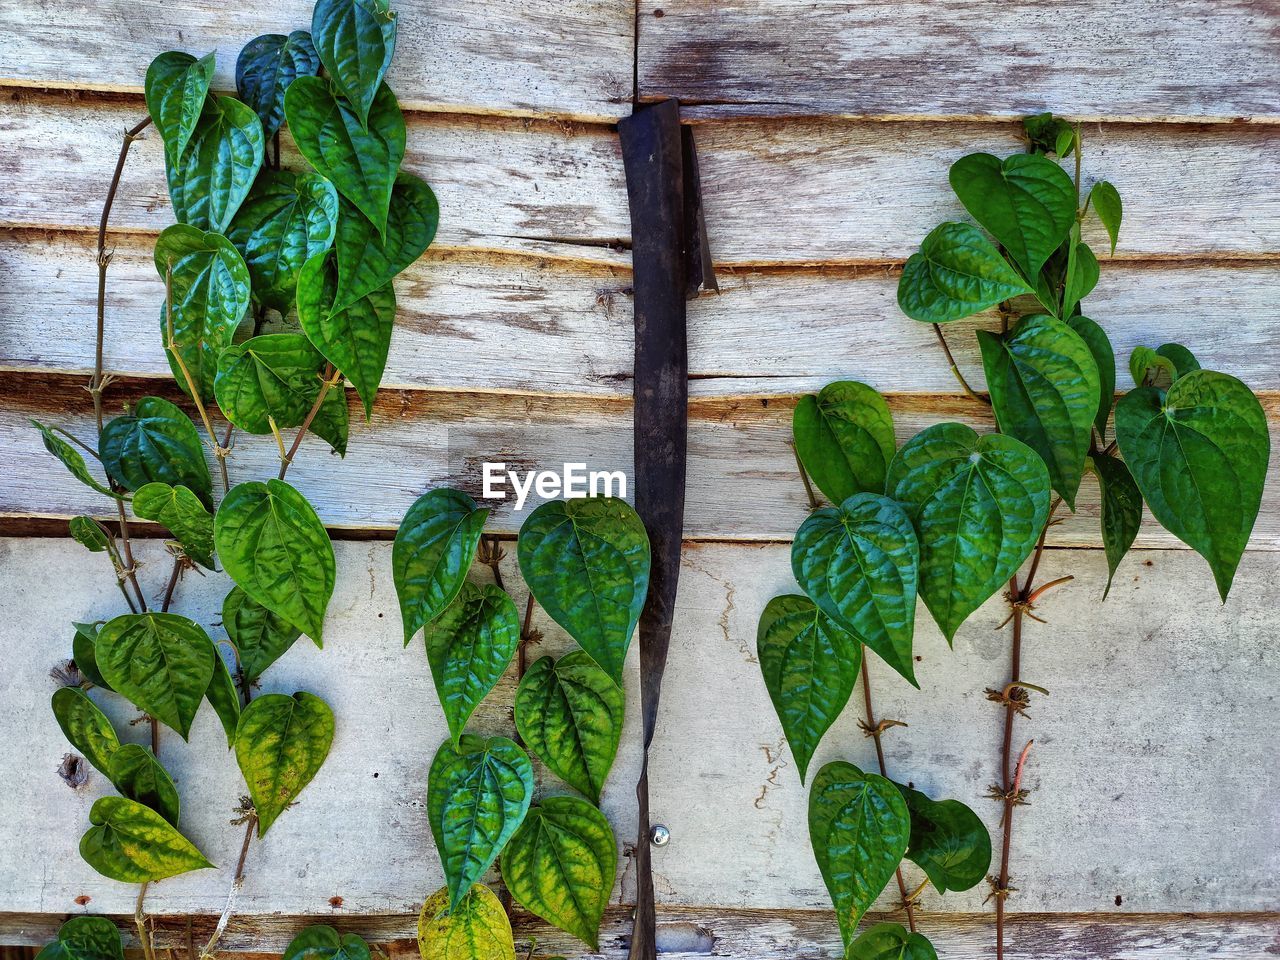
[277,365,341,481]
[134,881,156,960]
[790,441,820,510]
[930,324,991,406]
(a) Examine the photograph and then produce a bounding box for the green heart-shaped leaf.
[1086,454,1143,598]
[31,420,122,500]
[145,51,215,165]
[897,222,1032,324]
[1148,343,1201,383]
[215,479,336,642]
[35,916,125,960]
[167,95,265,232]
[155,224,252,402]
[312,0,397,130]
[393,489,489,644]
[1089,180,1122,255]
[205,648,242,748]
[51,687,119,775]
[756,595,860,785]
[108,744,181,826]
[1115,371,1269,600]
[793,381,896,505]
[517,498,650,686]
[332,173,437,311]
[285,76,405,238]
[949,153,1076,279]
[1061,238,1099,319]
[72,621,112,691]
[228,171,339,313]
[514,651,624,803]
[791,494,919,686]
[504,796,617,950]
[428,735,534,910]
[282,926,370,960]
[236,32,321,140]
[1065,315,1116,438]
[131,482,215,569]
[235,691,335,836]
[95,612,216,740]
[887,424,1050,642]
[846,923,938,960]
[894,783,991,894]
[223,585,303,683]
[100,396,212,507]
[978,314,1100,509]
[809,761,911,948]
[70,517,110,553]
[297,251,398,419]
[417,883,515,960]
[80,796,213,881]
[426,582,521,746]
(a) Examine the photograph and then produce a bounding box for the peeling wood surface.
[1,539,1277,920]
[636,0,1280,122]
[0,0,632,122]
[3,374,1278,551]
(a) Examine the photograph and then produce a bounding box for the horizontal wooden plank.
[3,375,1278,551]
[5,230,1280,399]
[1,539,1276,919]
[0,92,629,266]
[0,0,631,121]
[637,0,1280,122]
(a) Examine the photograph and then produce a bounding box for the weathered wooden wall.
[2,0,1279,957]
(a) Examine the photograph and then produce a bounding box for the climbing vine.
[762,113,1269,958]
[39,0,432,955]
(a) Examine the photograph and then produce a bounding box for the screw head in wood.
[650,823,670,846]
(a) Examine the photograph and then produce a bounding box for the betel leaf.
[1158,343,1200,381]
[393,488,489,644]
[417,883,515,960]
[227,170,339,313]
[70,516,110,553]
[145,51,216,164]
[95,612,216,740]
[503,796,617,950]
[167,95,265,233]
[108,744,181,826]
[1065,315,1116,438]
[285,76,406,239]
[1129,345,1173,388]
[101,396,212,505]
[332,173,438,311]
[79,796,213,881]
[791,494,919,686]
[809,761,911,947]
[31,420,121,500]
[425,582,521,746]
[514,651,624,803]
[215,479,336,642]
[131,482,215,569]
[1086,454,1143,598]
[755,595,860,785]
[1023,112,1074,157]
[428,735,534,910]
[886,424,1050,642]
[73,621,112,691]
[517,498,650,686]
[51,687,120,776]
[205,646,242,748]
[236,32,321,140]
[282,925,370,960]
[297,251,397,419]
[846,923,938,960]
[155,223,253,402]
[897,222,1032,324]
[223,585,303,683]
[894,783,991,894]
[214,333,348,456]
[1061,238,1099,320]
[977,314,1100,509]
[235,691,335,836]
[1089,180,1122,255]
[949,152,1076,279]
[1115,371,1269,600]
[34,916,125,960]
[312,0,398,130]
[792,381,896,504]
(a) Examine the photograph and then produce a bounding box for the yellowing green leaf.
[417,884,514,960]
[51,687,119,776]
[131,482,215,569]
[79,796,213,882]
[235,692,335,836]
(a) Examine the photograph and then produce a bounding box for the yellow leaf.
[417,884,514,960]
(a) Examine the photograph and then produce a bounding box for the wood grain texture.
[636,0,1280,121]
[0,92,629,265]
[1,539,1276,919]
[2,375,1278,551]
[4,231,1280,399]
[0,0,632,121]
